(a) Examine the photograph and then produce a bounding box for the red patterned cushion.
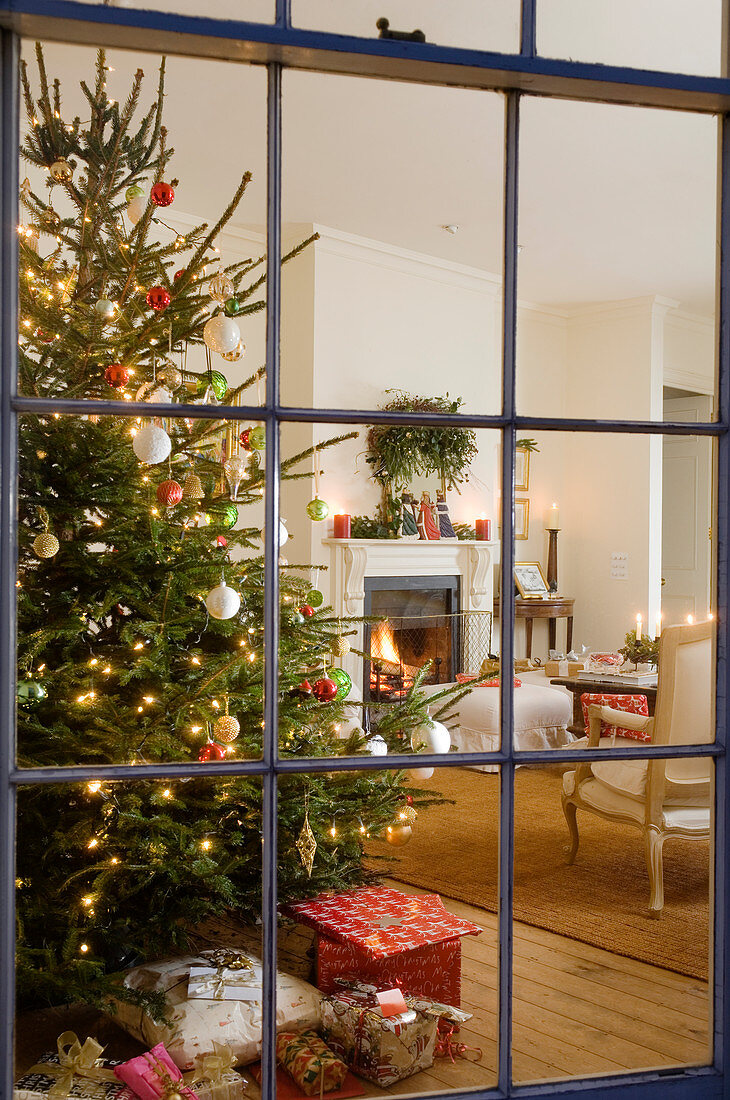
[580,693,650,742]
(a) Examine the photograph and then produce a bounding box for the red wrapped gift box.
[283,887,481,1006]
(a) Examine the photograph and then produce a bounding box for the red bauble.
[313,676,337,703]
[104,363,129,389]
[216,535,228,547]
[36,328,54,343]
[299,605,314,618]
[405,795,414,805]
[151,181,175,208]
[240,429,252,451]
[146,285,171,312]
[156,479,183,506]
[174,269,185,281]
[198,741,227,762]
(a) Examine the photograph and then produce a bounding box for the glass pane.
[281,70,505,414]
[292,0,520,53]
[50,0,273,22]
[512,760,713,1083]
[17,413,265,766]
[499,430,716,750]
[15,778,266,1077]
[278,764,499,1093]
[537,0,722,77]
[18,42,267,408]
[279,423,501,758]
[517,98,718,421]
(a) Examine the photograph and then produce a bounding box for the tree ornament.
[189,512,211,528]
[249,426,266,451]
[313,676,337,703]
[290,611,305,625]
[215,535,228,548]
[224,297,241,316]
[125,184,145,201]
[409,763,434,781]
[222,504,239,529]
[279,519,289,547]
[203,314,241,355]
[182,472,204,501]
[367,734,387,756]
[331,635,350,659]
[291,679,313,699]
[157,362,183,390]
[33,532,60,559]
[214,715,240,743]
[308,590,324,609]
[239,429,252,451]
[398,804,418,826]
[151,180,175,207]
[126,193,147,225]
[411,718,451,754]
[326,667,352,700]
[173,269,185,281]
[386,824,412,847]
[49,156,73,183]
[209,272,234,303]
[17,680,47,703]
[205,581,241,620]
[221,341,246,363]
[39,207,61,231]
[135,380,172,404]
[223,455,248,501]
[146,286,171,312]
[296,793,317,877]
[306,497,329,522]
[94,298,115,320]
[104,363,129,389]
[156,479,183,506]
[196,370,228,402]
[198,741,227,762]
[133,424,171,464]
[299,605,314,619]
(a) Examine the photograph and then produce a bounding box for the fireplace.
[363,576,460,703]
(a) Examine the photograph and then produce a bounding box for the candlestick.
[546,502,560,530]
[333,514,351,538]
[475,516,491,541]
[636,614,642,641]
[546,528,559,592]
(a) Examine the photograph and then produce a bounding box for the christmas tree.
[15,46,459,1011]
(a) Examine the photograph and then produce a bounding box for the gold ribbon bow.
[186,1041,237,1085]
[28,1032,117,1100]
[195,950,254,1000]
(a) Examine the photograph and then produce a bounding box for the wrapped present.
[188,949,259,1002]
[186,1044,247,1100]
[113,952,321,1070]
[276,1029,348,1096]
[114,1043,199,1100]
[544,660,585,678]
[321,985,437,1085]
[283,887,481,1005]
[14,1032,131,1100]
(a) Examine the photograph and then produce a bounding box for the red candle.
[475,517,491,541]
[333,514,351,538]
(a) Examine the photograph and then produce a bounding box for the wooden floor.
[16,881,711,1091]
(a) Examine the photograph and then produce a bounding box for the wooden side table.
[493,595,575,659]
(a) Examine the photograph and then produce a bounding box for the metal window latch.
[376,17,426,42]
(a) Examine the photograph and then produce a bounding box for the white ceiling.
[28,26,720,317]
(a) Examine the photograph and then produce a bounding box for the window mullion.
[520,0,537,59]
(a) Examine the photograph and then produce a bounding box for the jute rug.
[381,767,710,981]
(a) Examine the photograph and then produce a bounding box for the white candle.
[635,614,642,641]
[655,615,661,639]
[546,502,560,529]
[687,614,695,625]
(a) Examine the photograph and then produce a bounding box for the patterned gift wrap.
[321,990,437,1086]
[283,887,481,1006]
[15,1048,132,1100]
[275,1029,348,1096]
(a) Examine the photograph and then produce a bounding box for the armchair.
[561,620,714,917]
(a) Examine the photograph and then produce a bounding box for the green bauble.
[223,504,239,529]
[326,667,352,700]
[249,426,266,450]
[125,184,145,200]
[306,497,329,522]
[290,611,305,625]
[308,589,324,608]
[17,680,47,703]
[224,297,241,317]
[196,370,228,401]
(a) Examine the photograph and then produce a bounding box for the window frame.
[0,2,728,1098]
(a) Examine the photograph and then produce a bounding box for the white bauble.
[127,193,147,225]
[367,734,388,757]
[335,717,365,740]
[279,519,289,547]
[205,581,241,620]
[411,718,451,755]
[203,314,241,355]
[408,765,434,781]
[132,424,171,464]
[136,381,172,404]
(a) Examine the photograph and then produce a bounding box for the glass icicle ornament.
[296,792,317,877]
[223,454,248,501]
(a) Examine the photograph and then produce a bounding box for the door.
[662,395,714,624]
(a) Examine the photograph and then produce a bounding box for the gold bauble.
[386,824,412,847]
[214,715,240,743]
[220,340,246,363]
[331,635,350,659]
[50,156,74,183]
[209,272,235,303]
[398,805,417,826]
[33,532,59,559]
[182,473,204,501]
[157,362,183,389]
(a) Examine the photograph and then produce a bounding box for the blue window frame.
[0,2,728,1097]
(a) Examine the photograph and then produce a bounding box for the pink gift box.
[114,1043,199,1100]
[283,887,480,1006]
